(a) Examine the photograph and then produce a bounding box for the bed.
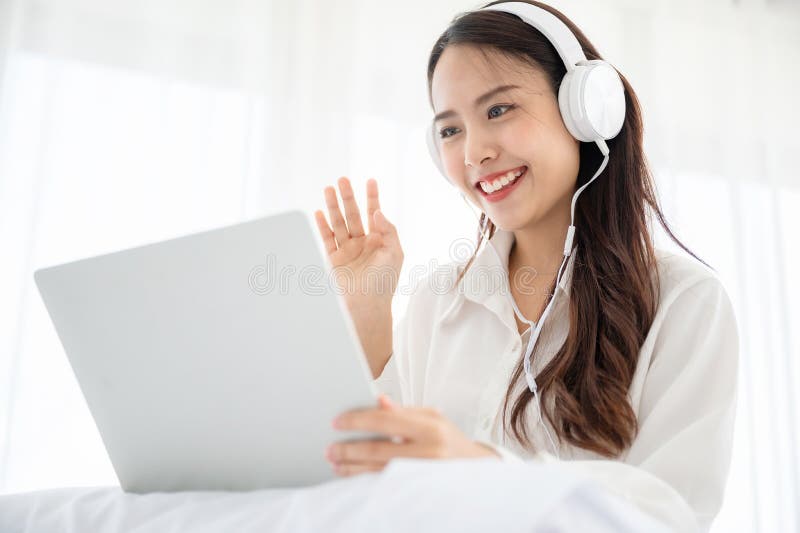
[0,457,671,532]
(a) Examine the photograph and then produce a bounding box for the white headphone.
[426,1,625,183]
[427,2,626,458]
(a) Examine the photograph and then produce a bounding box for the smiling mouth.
[475,166,528,197]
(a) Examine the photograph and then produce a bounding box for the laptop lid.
[34,209,381,492]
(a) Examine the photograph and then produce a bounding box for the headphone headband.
[481,2,586,71]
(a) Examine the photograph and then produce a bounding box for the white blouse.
[375,228,739,532]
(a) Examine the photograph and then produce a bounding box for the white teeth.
[479,168,525,194]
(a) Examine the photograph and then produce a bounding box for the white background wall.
[0,0,798,531]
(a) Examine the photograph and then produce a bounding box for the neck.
[508,206,571,275]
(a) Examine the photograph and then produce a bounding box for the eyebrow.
[433,84,521,123]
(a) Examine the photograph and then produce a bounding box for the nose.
[463,130,498,169]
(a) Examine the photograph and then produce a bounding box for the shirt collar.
[458,227,576,309]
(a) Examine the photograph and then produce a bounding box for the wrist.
[346,305,393,379]
[347,298,392,316]
[473,441,501,458]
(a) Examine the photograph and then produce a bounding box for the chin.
[487,216,523,233]
[488,210,542,233]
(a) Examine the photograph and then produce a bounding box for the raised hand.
[314,177,404,376]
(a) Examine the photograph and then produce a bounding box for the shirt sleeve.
[473,440,525,462]
[477,276,739,533]
[373,321,404,403]
[372,271,451,406]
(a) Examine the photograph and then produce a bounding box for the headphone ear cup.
[426,124,451,185]
[558,60,626,142]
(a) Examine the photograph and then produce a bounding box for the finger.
[366,179,381,234]
[334,408,436,441]
[372,209,397,240]
[333,461,386,477]
[372,209,400,250]
[417,406,444,419]
[338,177,365,238]
[378,394,397,410]
[314,210,337,255]
[331,439,434,463]
[324,183,350,245]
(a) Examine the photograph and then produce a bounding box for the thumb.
[373,209,393,233]
[373,210,400,249]
[364,230,384,251]
[373,209,399,244]
[378,393,397,410]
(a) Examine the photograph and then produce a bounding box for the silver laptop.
[34,209,382,492]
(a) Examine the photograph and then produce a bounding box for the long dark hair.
[427,0,704,457]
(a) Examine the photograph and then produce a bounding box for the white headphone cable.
[457,140,610,458]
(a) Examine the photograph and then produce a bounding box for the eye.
[488,104,514,119]
[438,104,515,139]
[439,126,459,139]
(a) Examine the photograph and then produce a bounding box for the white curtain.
[0,0,797,531]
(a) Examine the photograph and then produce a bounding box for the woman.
[314,2,738,531]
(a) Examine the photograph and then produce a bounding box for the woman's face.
[430,44,580,232]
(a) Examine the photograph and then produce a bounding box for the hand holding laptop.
[314,177,404,378]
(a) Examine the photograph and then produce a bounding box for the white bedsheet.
[0,458,670,532]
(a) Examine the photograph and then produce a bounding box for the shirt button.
[482,418,491,430]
